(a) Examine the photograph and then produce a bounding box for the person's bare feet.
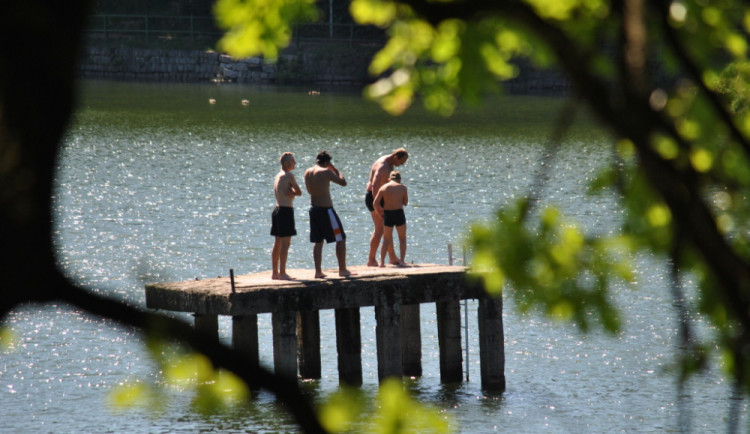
[379,263,386,268]
[315,272,327,279]
[271,273,279,280]
[278,273,296,280]
[367,259,379,267]
[396,262,410,268]
[339,269,355,277]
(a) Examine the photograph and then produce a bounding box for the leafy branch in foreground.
[4,0,750,432]
[213,0,750,404]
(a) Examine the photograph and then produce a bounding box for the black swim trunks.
[365,190,384,212]
[270,206,296,237]
[309,206,346,243]
[383,209,406,227]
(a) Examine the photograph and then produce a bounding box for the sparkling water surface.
[0,80,743,432]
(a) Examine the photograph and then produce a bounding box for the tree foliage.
[4,0,750,432]
[216,0,750,412]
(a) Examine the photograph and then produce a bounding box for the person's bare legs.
[313,241,326,278]
[369,212,399,266]
[380,226,397,267]
[379,235,388,268]
[395,223,408,266]
[278,236,294,279]
[272,237,282,279]
[336,240,353,277]
[368,212,384,266]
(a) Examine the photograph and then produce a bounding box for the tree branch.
[654,0,750,160]
[54,273,326,433]
[397,0,750,332]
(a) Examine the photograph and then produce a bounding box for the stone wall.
[78,46,571,93]
[79,46,378,87]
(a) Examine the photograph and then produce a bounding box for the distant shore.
[78,44,573,94]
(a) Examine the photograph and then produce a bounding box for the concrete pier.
[144,264,505,391]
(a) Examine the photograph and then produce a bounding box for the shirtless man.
[365,148,409,266]
[373,171,409,267]
[271,152,303,280]
[304,150,353,278]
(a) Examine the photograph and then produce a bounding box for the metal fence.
[85,14,385,47]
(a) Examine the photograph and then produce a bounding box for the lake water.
[0,80,744,432]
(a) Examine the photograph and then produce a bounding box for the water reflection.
[1,80,739,432]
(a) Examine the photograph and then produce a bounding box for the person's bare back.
[373,171,409,267]
[376,181,408,211]
[366,155,392,196]
[304,164,346,207]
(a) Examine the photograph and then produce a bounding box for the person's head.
[316,150,332,167]
[391,148,409,166]
[389,170,401,183]
[280,152,295,170]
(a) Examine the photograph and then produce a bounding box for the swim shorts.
[365,191,384,212]
[309,206,346,243]
[270,206,296,237]
[384,209,406,227]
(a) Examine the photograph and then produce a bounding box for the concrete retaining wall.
[78,46,571,93]
[79,46,377,87]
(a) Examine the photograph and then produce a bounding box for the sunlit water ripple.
[0,80,742,432]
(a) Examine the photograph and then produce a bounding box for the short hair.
[389,171,401,181]
[279,152,294,165]
[316,150,332,165]
[393,148,408,161]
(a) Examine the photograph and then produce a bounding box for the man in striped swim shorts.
[304,150,354,278]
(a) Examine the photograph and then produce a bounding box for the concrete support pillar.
[400,304,422,377]
[478,296,505,392]
[194,313,218,340]
[272,310,298,380]
[375,303,402,382]
[297,310,321,379]
[436,300,463,383]
[335,307,362,386]
[232,314,259,369]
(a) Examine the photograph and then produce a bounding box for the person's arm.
[402,186,408,207]
[371,164,389,194]
[366,163,376,191]
[303,169,313,194]
[373,188,384,215]
[328,164,347,186]
[289,174,303,196]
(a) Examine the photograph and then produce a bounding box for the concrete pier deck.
[144,263,505,391]
[146,264,484,315]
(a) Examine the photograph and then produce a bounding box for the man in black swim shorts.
[373,170,409,267]
[365,148,409,266]
[271,206,296,237]
[271,152,302,280]
[383,208,406,228]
